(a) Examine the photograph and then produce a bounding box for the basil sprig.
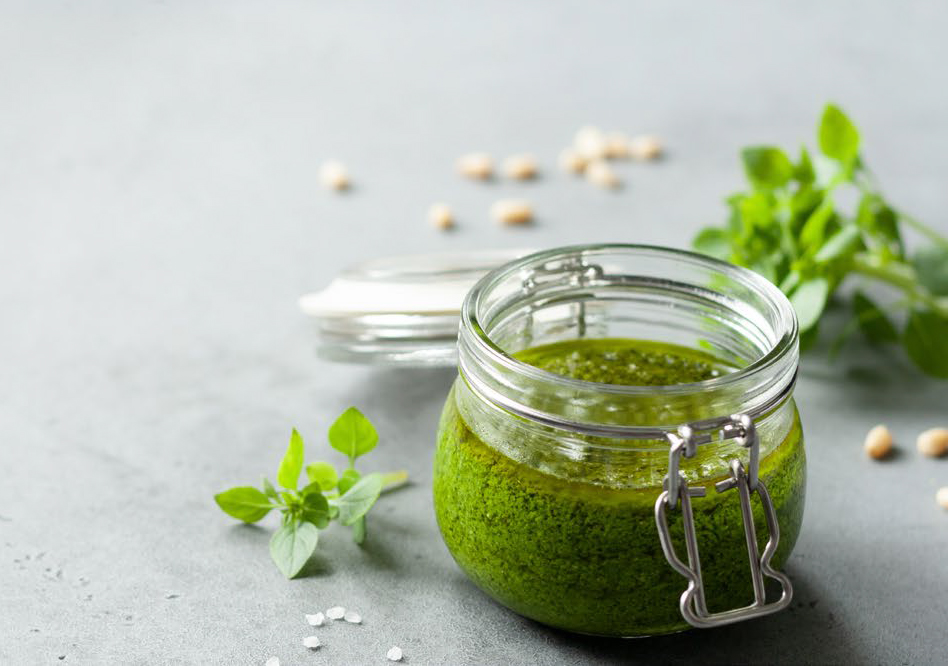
[693,104,948,378]
[214,407,408,578]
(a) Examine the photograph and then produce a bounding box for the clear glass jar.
[433,244,806,637]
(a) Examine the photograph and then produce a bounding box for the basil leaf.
[856,194,902,254]
[269,519,319,579]
[277,429,305,490]
[300,485,331,529]
[794,147,816,185]
[692,227,731,261]
[904,309,948,378]
[913,246,948,296]
[799,320,820,352]
[819,104,859,164]
[852,291,898,344]
[333,473,383,526]
[814,224,862,263]
[779,270,801,295]
[262,478,279,502]
[306,461,339,491]
[799,201,835,250]
[337,468,361,496]
[790,277,830,331]
[741,146,793,190]
[328,407,378,463]
[214,486,273,523]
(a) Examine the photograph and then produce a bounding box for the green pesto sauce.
[518,338,726,386]
[433,338,806,637]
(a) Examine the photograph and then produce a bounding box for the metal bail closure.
[653,414,793,628]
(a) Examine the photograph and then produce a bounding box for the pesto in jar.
[433,338,806,637]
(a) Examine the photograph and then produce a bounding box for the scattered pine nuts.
[490,199,533,227]
[585,160,621,189]
[265,658,280,666]
[864,424,894,460]
[326,606,346,620]
[428,203,455,231]
[305,612,325,627]
[302,636,321,650]
[457,153,493,180]
[628,134,664,160]
[319,161,351,190]
[917,428,948,458]
[558,148,587,174]
[502,154,539,180]
[387,646,404,662]
[937,487,948,510]
[574,126,608,160]
[343,610,362,624]
[603,132,632,159]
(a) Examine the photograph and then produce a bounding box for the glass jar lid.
[298,248,533,367]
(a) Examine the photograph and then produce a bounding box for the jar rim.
[459,244,798,432]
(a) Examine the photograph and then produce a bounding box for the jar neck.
[457,245,799,439]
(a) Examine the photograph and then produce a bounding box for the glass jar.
[433,244,805,637]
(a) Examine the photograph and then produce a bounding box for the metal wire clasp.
[654,413,793,628]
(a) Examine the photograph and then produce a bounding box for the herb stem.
[851,254,948,317]
[899,213,948,249]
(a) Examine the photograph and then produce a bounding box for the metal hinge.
[654,414,793,628]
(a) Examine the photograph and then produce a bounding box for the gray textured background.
[2,2,947,664]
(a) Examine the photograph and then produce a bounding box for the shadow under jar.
[433,244,806,637]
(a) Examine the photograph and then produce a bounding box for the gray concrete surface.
[2,2,947,664]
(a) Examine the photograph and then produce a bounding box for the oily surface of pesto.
[434,338,806,637]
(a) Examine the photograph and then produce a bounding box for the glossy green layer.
[433,339,806,637]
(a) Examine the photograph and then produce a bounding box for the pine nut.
[864,424,893,460]
[574,126,608,160]
[457,153,493,180]
[502,154,539,180]
[585,160,620,189]
[628,135,663,160]
[558,148,587,174]
[917,427,948,458]
[604,132,632,159]
[428,203,455,230]
[319,161,350,190]
[490,199,533,227]
[936,487,948,510]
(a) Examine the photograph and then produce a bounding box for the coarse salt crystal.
[343,610,362,624]
[326,606,346,620]
[305,612,325,626]
[387,646,403,662]
[265,658,280,666]
[302,636,321,649]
